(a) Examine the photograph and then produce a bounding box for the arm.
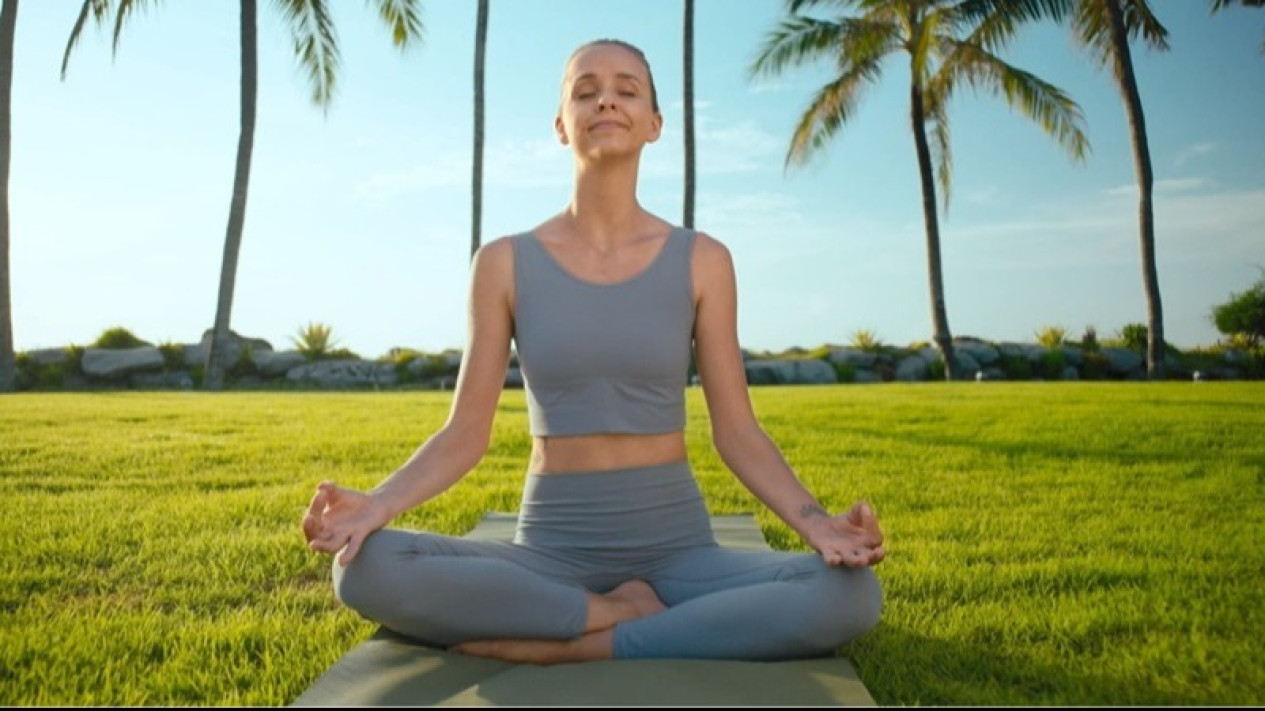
[303,238,516,563]
[690,234,884,567]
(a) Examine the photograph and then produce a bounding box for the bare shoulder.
[689,230,736,294]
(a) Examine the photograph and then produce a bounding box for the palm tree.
[683,0,696,229]
[958,0,1171,378]
[0,0,17,393]
[1211,0,1264,52]
[751,0,1089,380]
[62,0,423,390]
[471,0,488,262]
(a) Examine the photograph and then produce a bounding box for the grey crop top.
[511,227,696,436]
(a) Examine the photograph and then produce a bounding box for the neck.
[566,154,645,248]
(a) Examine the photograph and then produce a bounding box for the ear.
[645,111,664,144]
[554,115,570,146]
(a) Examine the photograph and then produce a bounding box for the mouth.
[588,120,627,132]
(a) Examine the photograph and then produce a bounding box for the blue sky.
[9,1,1265,357]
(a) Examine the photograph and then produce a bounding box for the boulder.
[1101,347,1144,376]
[82,347,164,379]
[954,341,1000,366]
[286,359,398,388]
[27,348,70,367]
[793,359,838,384]
[253,350,307,377]
[828,347,877,369]
[895,356,929,382]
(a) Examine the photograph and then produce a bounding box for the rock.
[130,371,194,390]
[955,341,1000,366]
[82,347,164,379]
[744,360,797,385]
[253,350,307,377]
[793,359,837,384]
[505,367,524,388]
[184,329,274,368]
[828,347,877,369]
[285,359,397,388]
[895,356,929,382]
[27,348,70,367]
[1101,347,1144,376]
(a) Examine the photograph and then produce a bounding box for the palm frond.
[750,16,847,80]
[934,38,1090,163]
[787,0,862,14]
[366,0,424,49]
[951,0,1074,52]
[274,0,341,108]
[112,0,162,58]
[1074,0,1169,66]
[61,0,113,80]
[785,53,887,168]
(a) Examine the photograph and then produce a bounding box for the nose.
[598,93,614,111]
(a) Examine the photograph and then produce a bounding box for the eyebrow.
[572,72,643,86]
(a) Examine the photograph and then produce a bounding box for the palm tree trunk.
[470,0,488,262]
[0,0,17,393]
[1104,0,1164,379]
[204,0,258,391]
[910,81,957,380]
[682,0,695,229]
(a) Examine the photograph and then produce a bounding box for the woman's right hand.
[302,481,392,566]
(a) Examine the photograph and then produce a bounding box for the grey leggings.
[332,462,882,661]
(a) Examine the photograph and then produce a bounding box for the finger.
[339,532,366,567]
[302,490,329,541]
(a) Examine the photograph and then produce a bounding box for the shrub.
[157,342,185,372]
[998,354,1033,380]
[927,358,946,382]
[1035,325,1067,349]
[849,329,883,352]
[293,322,338,361]
[92,327,149,350]
[1039,349,1066,380]
[832,362,856,383]
[1118,323,1148,352]
[228,345,258,379]
[1212,274,1265,349]
[1080,326,1100,354]
[1081,351,1110,380]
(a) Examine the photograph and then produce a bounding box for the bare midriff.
[528,431,688,475]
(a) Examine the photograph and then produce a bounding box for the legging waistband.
[515,460,716,551]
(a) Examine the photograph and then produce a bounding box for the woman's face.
[556,44,663,161]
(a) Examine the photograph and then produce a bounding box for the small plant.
[1118,323,1148,352]
[849,329,883,352]
[92,327,149,350]
[1081,351,1109,380]
[293,322,338,361]
[1211,272,1265,349]
[1035,325,1067,348]
[1080,325,1100,354]
[1039,349,1067,380]
[64,344,85,375]
[927,357,946,382]
[157,342,185,372]
[832,362,856,383]
[228,345,258,379]
[998,354,1033,380]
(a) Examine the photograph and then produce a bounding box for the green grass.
[1,385,1262,705]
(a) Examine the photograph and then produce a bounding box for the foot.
[453,629,613,665]
[603,579,667,622]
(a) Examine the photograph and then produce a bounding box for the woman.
[302,39,885,664]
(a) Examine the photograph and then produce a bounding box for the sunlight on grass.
[1,385,1262,705]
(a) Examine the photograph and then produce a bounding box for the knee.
[330,531,398,617]
[797,563,883,653]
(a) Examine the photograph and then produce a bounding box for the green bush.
[927,357,946,382]
[1039,349,1066,380]
[228,345,258,379]
[849,329,883,352]
[92,327,149,350]
[1079,325,1100,354]
[999,354,1033,380]
[1119,323,1148,352]
[157,342,185,372]
[832,362,856,383]
[1035,325,1067,348]
[1211,274,1265,349]
[1080,351,1110,380]
[292,322,338,361]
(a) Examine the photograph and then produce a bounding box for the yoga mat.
[292,513,877,707]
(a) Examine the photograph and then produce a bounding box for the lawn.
[1,384,1262,705]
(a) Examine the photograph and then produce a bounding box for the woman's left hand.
[806,501,886,568]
